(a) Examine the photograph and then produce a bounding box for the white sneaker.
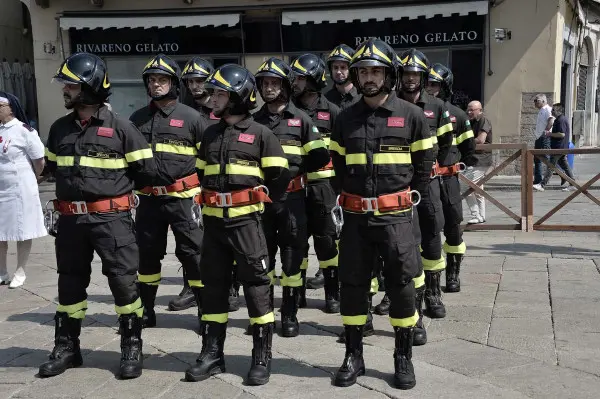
[467,216,484,224]
[0,273,9,285]
[533,183,545,192]
[8,272,25,288]
[562,186,576,192]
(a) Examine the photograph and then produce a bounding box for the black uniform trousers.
[55,213,142,319]
[136,195,203,288]
[263,193,307,287]
[339,216,419,327]
[417,178,446,272]
[304,180,339,269]
[200,214,273,325]
[440,175,466,255]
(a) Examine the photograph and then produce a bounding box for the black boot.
[246,322,274,386]
[280,287,300,337]
[306,269,324,289]
[228,281,240,312]
[324,268,340,314]
[298,270,307,308]
[191,287,204,332]
[334,325,365,387]
[374,294,391,315]
[413,286,427,346]
[393,327,416,390]
[445,254,462,293]
[185,321,227,382]
[168,270,197,311]
[138,283,158,328]
[118,314,143,379]
[424,271,446,319]
[39,312,83,377]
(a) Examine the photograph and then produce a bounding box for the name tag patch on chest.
[88,150,119,159]
[97,127,114,138]
[380,145,409,153]
[170,119,184,128]
[287,119,301,127]
[387,117,405,127]
[229,158,258,167]
[238,133,255,144]
[423,110,435,119]
[317,112,330,121]
[450,116,457,123]
[280,139,301,146]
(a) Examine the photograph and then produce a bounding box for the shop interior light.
[90,0,104,7]
[494,28,511,43]
[183,0,194,4]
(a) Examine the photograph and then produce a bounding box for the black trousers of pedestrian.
[417,178,445,272]
[200,214,273,325]
[534,136,551,184]
[339,216,418,327]
[305,180,338,269]
[55,213,142,319]
[440,175,465,255]
[136,195,203,287]
[542,154,575,186]
[263,194,307,287]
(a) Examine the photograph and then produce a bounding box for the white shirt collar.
[0,118,20,129]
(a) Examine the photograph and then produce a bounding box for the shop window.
[576,65,587,110]
[449,49,483,110]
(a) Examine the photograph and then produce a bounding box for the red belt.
[318,159,334,171]
[139,174,199,196]
[193,186,272,208]
[287,175,306,193]
[431,162,461,177]
[54,193,136,215]
[338,189,415,213]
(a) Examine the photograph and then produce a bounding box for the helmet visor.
[351,59,389,69]
[52,77,81,86]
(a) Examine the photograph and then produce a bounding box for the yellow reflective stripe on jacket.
[437,122,453,136]
[261,156,289,169]
[56,156,75,166]
[456,129,474,145]
[431,136,438,145]
[308,169,335,179]
[410,137,433,152]
[282,145,306,156]
[346,153,367,165]
[329,140,346,155]
[202,203,264,218]
[204,164,221,175]
[196,159,206,169]
[125,148,153,163]
[79,156,128,169]
[323,137,331,147]
[155,143,197,156]
[226,163,264,178]
[196,142,201,150]
[303,139,327,152]
[45,148,57,161]
[373,153,411,164]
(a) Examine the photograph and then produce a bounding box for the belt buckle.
[153,186,168,196]
[70,201,88,215]
[361,197,378,212]
[215,192,232,207]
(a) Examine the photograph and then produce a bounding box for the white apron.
[0,118,47,241]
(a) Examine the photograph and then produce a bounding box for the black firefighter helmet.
[290,53,328,94]
[428,63,454,101]
[53,52,111,105]
[205,64,258,115]
[398,48,429,94]
[255,57,294,103]
[349,38,397,97]
[142,54,181,100]
[327,44,355,84]
[181,57,214,81]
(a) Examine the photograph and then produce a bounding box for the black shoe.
[138,283,158,328]
[39,312,83,377]
[424,271,446,319]
[185,321,227,382]
[228,282,240,312]
[246,322,274,386]
[338,311,374,343]
[445,254,462,293]
[280,287,299,337]
[393,327,416,390]
[334,325,365,387]
[306,269,324,289]
[168,271,197,311]
[118,314,143,379]
[324,268,340,314]
[413,286,427,346]
[298,270,307,308]
[374,294,390,315]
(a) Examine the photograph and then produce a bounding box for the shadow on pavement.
[469,243,600,257]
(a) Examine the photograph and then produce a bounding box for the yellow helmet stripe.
[270,62,286,76]
[292,59,307,73]
[213,70,232,88]
[60,64,81,82]
[430,69,444,80]
[340,48,352,60]
[144,58,156,70]
[372,45,391,63]
[353,45,366,60]
[414,56,428,69]
[194,63,209,75]
[102,74,110,89]
[159,59,176,74]
[250,90,256,102]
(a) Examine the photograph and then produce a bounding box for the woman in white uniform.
[0,94,47,288]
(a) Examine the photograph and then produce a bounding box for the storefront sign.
[354,30,480,47]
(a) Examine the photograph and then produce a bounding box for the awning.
[60,14,240,30]
[281,1,488,25]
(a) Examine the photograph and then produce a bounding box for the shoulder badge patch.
[22,123,34,132]
[423,110,435,118]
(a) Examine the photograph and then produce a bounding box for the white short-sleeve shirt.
[535,104,553,139]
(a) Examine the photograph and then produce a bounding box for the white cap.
[0,96,8,104]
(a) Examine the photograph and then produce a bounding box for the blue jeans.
[533,136,550,184]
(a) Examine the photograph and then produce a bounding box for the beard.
[332,76,349,85]
[191,90,207,100]
[64,94,79,109]
[402,82,420,93]
[361,83,381,97]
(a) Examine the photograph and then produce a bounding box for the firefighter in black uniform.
[426,63,476,292]
[129,54,206,328]
[185,64,290,385]
[290,54,341,313]
[254,58,330,335]
[330,38,434,390]
[39,53,156,379]
[324,44,361,111]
